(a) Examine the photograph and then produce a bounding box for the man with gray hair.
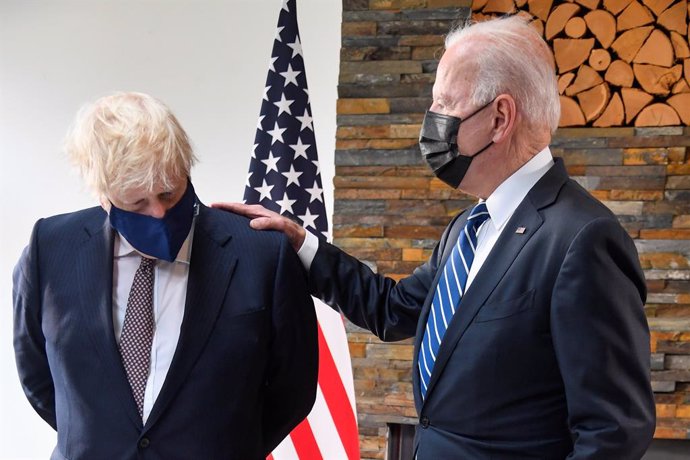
[13,92,318,459]
[218,16,655,459]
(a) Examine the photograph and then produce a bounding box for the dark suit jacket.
[309,159,655,459]
[13,204,318,460]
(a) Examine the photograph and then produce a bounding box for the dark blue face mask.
[109,181,197,262]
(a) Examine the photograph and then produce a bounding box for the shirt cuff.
[296,230,319,270]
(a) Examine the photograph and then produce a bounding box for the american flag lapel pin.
[515,226,526,234]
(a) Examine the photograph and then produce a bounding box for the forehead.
[433,42,475,106]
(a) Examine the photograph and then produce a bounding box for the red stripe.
[266,454,274,460]
[317,323,361,460]
[290,418,323,459]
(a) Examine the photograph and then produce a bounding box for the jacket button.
[420,416,430,428]
[139,437,150,449]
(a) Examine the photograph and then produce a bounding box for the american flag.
[243,1,360,459]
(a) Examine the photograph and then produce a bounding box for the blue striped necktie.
[418,202,490,400]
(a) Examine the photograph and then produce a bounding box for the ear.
[491,94,517,144]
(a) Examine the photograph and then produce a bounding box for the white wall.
[0,1,340,457]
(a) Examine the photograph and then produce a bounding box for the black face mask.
[418,99,494,189]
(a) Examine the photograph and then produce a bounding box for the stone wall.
[337,1,690,458]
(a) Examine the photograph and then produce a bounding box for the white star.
[263,86,271,101]
[245,172,252,187]
[312,159,320,175]
[281,0,289,12]
[257,115,265,131]
[276,192,296,214]
[306,182,323,203]
[287,36,303,58]
[261,151,280,173]
[254,179,274,202]
[281,164,303,187]
[269,56,278,72]
[273,93,295,116]
[289,137,310,159]
[299,208,318,230]
[267,122,286,145]
[280,64,301,87]
[296,109,313,131]
[251,143,258,158]
[275,26,285,42]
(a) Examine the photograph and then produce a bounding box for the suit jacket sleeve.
[551,217,655,459]
[13,218,57,430]
[261,234,319,454]
[307,222,455,342]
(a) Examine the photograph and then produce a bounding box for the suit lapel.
[144,206,237,429]
[76,213,143,427]
[420,159,568,404]
[411,211,468,410]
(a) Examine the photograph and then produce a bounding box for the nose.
[147,200,167,219]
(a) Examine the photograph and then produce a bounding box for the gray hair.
[445,15,560,133]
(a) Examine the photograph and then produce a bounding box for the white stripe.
[420,337,432,377]
[308,385,349,460]
[271,434,299,460]
[426,323,436,360]
[459,244,470,274]
[314,299,357,415]
[469,210,489,219]
[450,254,462,313]
[272,298,358,460]
[418,361,428,391]
[431,291,442,344]
[465,226,475,252]
[440,269,451,329]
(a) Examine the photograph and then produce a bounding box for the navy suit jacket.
[13,204,318,460]
[309,159,655,459]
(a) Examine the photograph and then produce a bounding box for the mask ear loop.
[458,98,495,124]
[455,97,496,159]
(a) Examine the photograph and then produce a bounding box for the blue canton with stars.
[244,0,328,239]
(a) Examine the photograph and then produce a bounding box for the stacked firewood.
[472,0,690,127]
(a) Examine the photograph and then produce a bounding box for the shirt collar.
[484,146,554,231]
[113,219,195,265]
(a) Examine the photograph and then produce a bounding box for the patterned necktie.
[418,202,490,400]
[119,256,156,419]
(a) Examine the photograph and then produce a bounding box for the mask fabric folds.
[418,99,494,189]
[109,181,197,262]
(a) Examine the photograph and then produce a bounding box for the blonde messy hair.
[64,92,197,199]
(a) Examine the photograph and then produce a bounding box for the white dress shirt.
[466,147,554,289]
[112,222,195,424]
[297,147,554,291]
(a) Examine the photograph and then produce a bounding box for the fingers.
[211,201,307,251]
[248,216,275,230]
[248,215,306,252]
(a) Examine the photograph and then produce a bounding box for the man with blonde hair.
[218,16,655,459]
[13,92,318,460]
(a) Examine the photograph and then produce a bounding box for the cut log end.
[590,48,612,71]
[605,59,635,87]
[554,38,596,73]
[577,82,611,121]
[593,92,624,126]
[559,95,587,126]
[634,102,681,126]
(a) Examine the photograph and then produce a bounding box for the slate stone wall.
[337,1,690,457]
